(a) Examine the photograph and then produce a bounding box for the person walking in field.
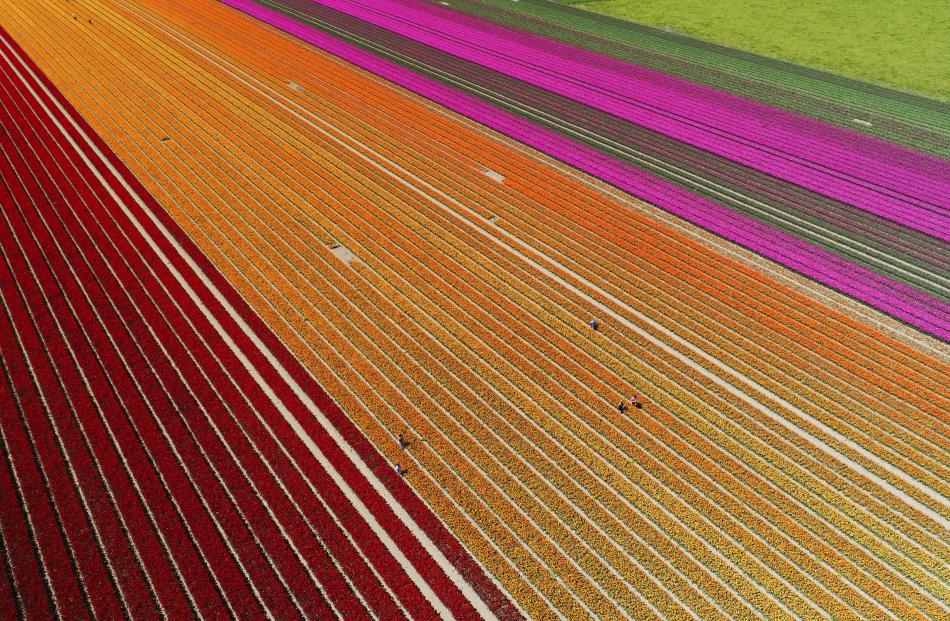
[395,464,404,476]
[397,433,408,449]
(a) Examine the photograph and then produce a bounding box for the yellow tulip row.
[368,81,948,528]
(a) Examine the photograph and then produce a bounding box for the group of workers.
[617,394,642,413]
[394,434,409,475]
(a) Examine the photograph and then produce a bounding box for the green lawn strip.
[433,0,949,154]
[575,0,949,101]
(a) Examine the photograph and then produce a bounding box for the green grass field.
[562,0,950,100]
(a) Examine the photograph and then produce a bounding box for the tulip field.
[0,20,512,620]
[0,0,947,619]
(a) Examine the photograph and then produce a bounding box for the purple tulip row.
[309,0,950,241]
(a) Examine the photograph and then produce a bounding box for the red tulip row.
[1,46,287,619]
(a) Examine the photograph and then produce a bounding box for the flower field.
[0,20,512,620]
[0,0,947,619]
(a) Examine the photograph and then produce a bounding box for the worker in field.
[617,400,627,414]
[630,394,642,409]
[589,319,599,331]
[395,464,404,476]
[397,433,408,449]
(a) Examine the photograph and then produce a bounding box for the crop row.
[246,10,949,412]
[451,108,947,360]
[272,0,950,293]
[0,60,263,619]
[322,66,949,471]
